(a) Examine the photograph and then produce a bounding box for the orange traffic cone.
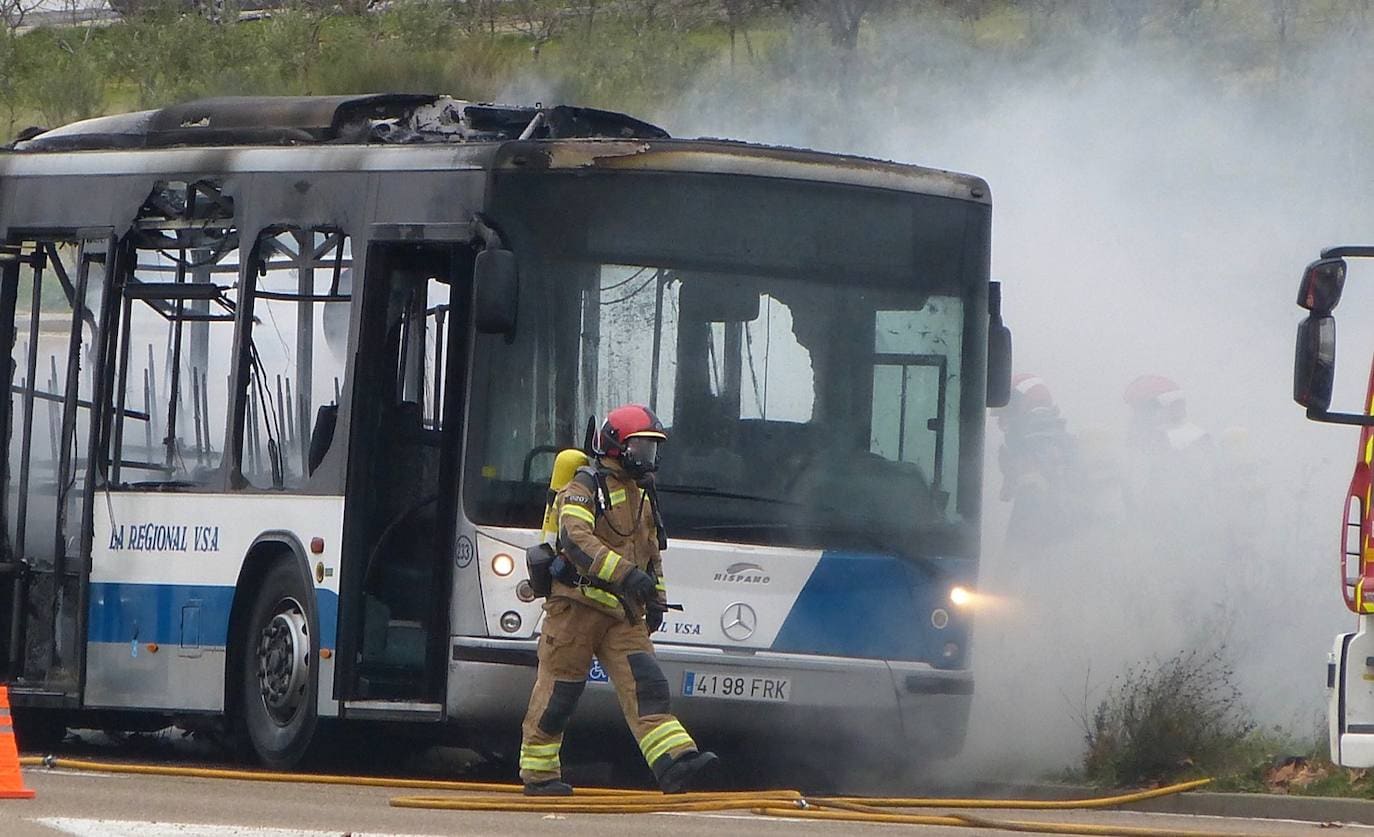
[0,685,34,799]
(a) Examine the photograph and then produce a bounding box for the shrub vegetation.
[1080,648,1255,786]
[0,0,1372,142]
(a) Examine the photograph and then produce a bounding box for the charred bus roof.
[0,94,989,205]
[9,94,669,152]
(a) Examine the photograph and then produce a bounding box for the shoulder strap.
[646,484,669,550]
[573,465,610,518]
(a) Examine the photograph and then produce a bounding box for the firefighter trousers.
[519,596,698,784]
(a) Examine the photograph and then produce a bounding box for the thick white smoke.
[660,13,1374,777]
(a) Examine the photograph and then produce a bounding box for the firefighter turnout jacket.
[520,456,702,788]
[553,459,668,619]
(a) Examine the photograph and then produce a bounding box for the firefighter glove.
[645,601,667,634]
[622,567,657,603]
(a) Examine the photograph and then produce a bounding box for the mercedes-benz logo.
[720,602,757,642]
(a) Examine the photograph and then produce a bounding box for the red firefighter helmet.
[1010,373,1054,411]
[1124,374,1187,418]
[1123,374,1180,407]
[595,404,668,477]
[997,373,1055,430]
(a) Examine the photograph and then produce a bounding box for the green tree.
[510,0,564,59]
[777,0,890,51]
[0,0,31,137]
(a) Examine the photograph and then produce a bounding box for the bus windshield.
[465,170,988,555]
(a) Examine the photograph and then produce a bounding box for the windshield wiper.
[656,485,803,506]
[688,522,792,531]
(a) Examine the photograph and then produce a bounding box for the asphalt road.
[0,764,1369,837]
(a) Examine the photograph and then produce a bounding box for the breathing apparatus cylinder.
[528,449,590,597]
[541,449,591,544]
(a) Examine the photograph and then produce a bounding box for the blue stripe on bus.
[88,582,340,649]
[771,551,973,665]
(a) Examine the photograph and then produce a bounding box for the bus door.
[0,235,113,696]
[336,237,472,713]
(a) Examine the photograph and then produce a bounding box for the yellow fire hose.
[809,778,1215,809]
[18,755,1243,836]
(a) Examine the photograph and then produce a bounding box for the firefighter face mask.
[622,436,662,478]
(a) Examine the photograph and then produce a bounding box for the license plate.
[682,670,790,702]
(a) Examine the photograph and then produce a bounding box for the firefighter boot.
[523,779,574,797]
[657,750,721,794]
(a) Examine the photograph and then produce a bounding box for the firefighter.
[1122,374,1209,455]
[995,374,1076,544]
[519,404,719,796]
[1121,374,1214,541]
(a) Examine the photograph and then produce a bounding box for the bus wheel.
[237,560,318,768]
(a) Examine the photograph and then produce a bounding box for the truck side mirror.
[1294,313,1335,412]
[986,281,1012,408]
[474,248,518,336]
[1298,257,1347,315]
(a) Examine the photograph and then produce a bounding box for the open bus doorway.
[336,241,471,708]
[0,236,111,697]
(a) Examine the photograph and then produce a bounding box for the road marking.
[35,819,443,837]
[26,768,131,779]
[656,811,816,825]
[1108,809,1374,831]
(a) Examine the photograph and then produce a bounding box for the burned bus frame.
[0,95,999,771]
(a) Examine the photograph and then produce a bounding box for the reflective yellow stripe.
[609,488,627,506]
[560,505,595,525]
[654,581,666,591]
[520,741,562,772]
[581,586,621,610]
[639,721,683,757]
[638,720,694,764]
[596,550,622,582]
[520,754,560,771]
[522,742,561,756]
[646,732,693,764]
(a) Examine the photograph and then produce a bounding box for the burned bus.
[0,94,1008,779]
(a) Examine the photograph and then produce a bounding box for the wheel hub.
[256,599,309,724]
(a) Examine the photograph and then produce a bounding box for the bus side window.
[242,228,352,490]
[391,276,451,430]
[111,188,240,489]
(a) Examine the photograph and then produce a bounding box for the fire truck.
[1293,248,1374,766]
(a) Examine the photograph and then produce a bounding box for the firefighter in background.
[995,374,1077,545]
[1215,425,1266,555]
[1123,375,1209,455]
[519,404,719,796]
[1068,424,1128,526]
[1121,374,1212,522]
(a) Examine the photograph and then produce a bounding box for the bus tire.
[236,559,318,769]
